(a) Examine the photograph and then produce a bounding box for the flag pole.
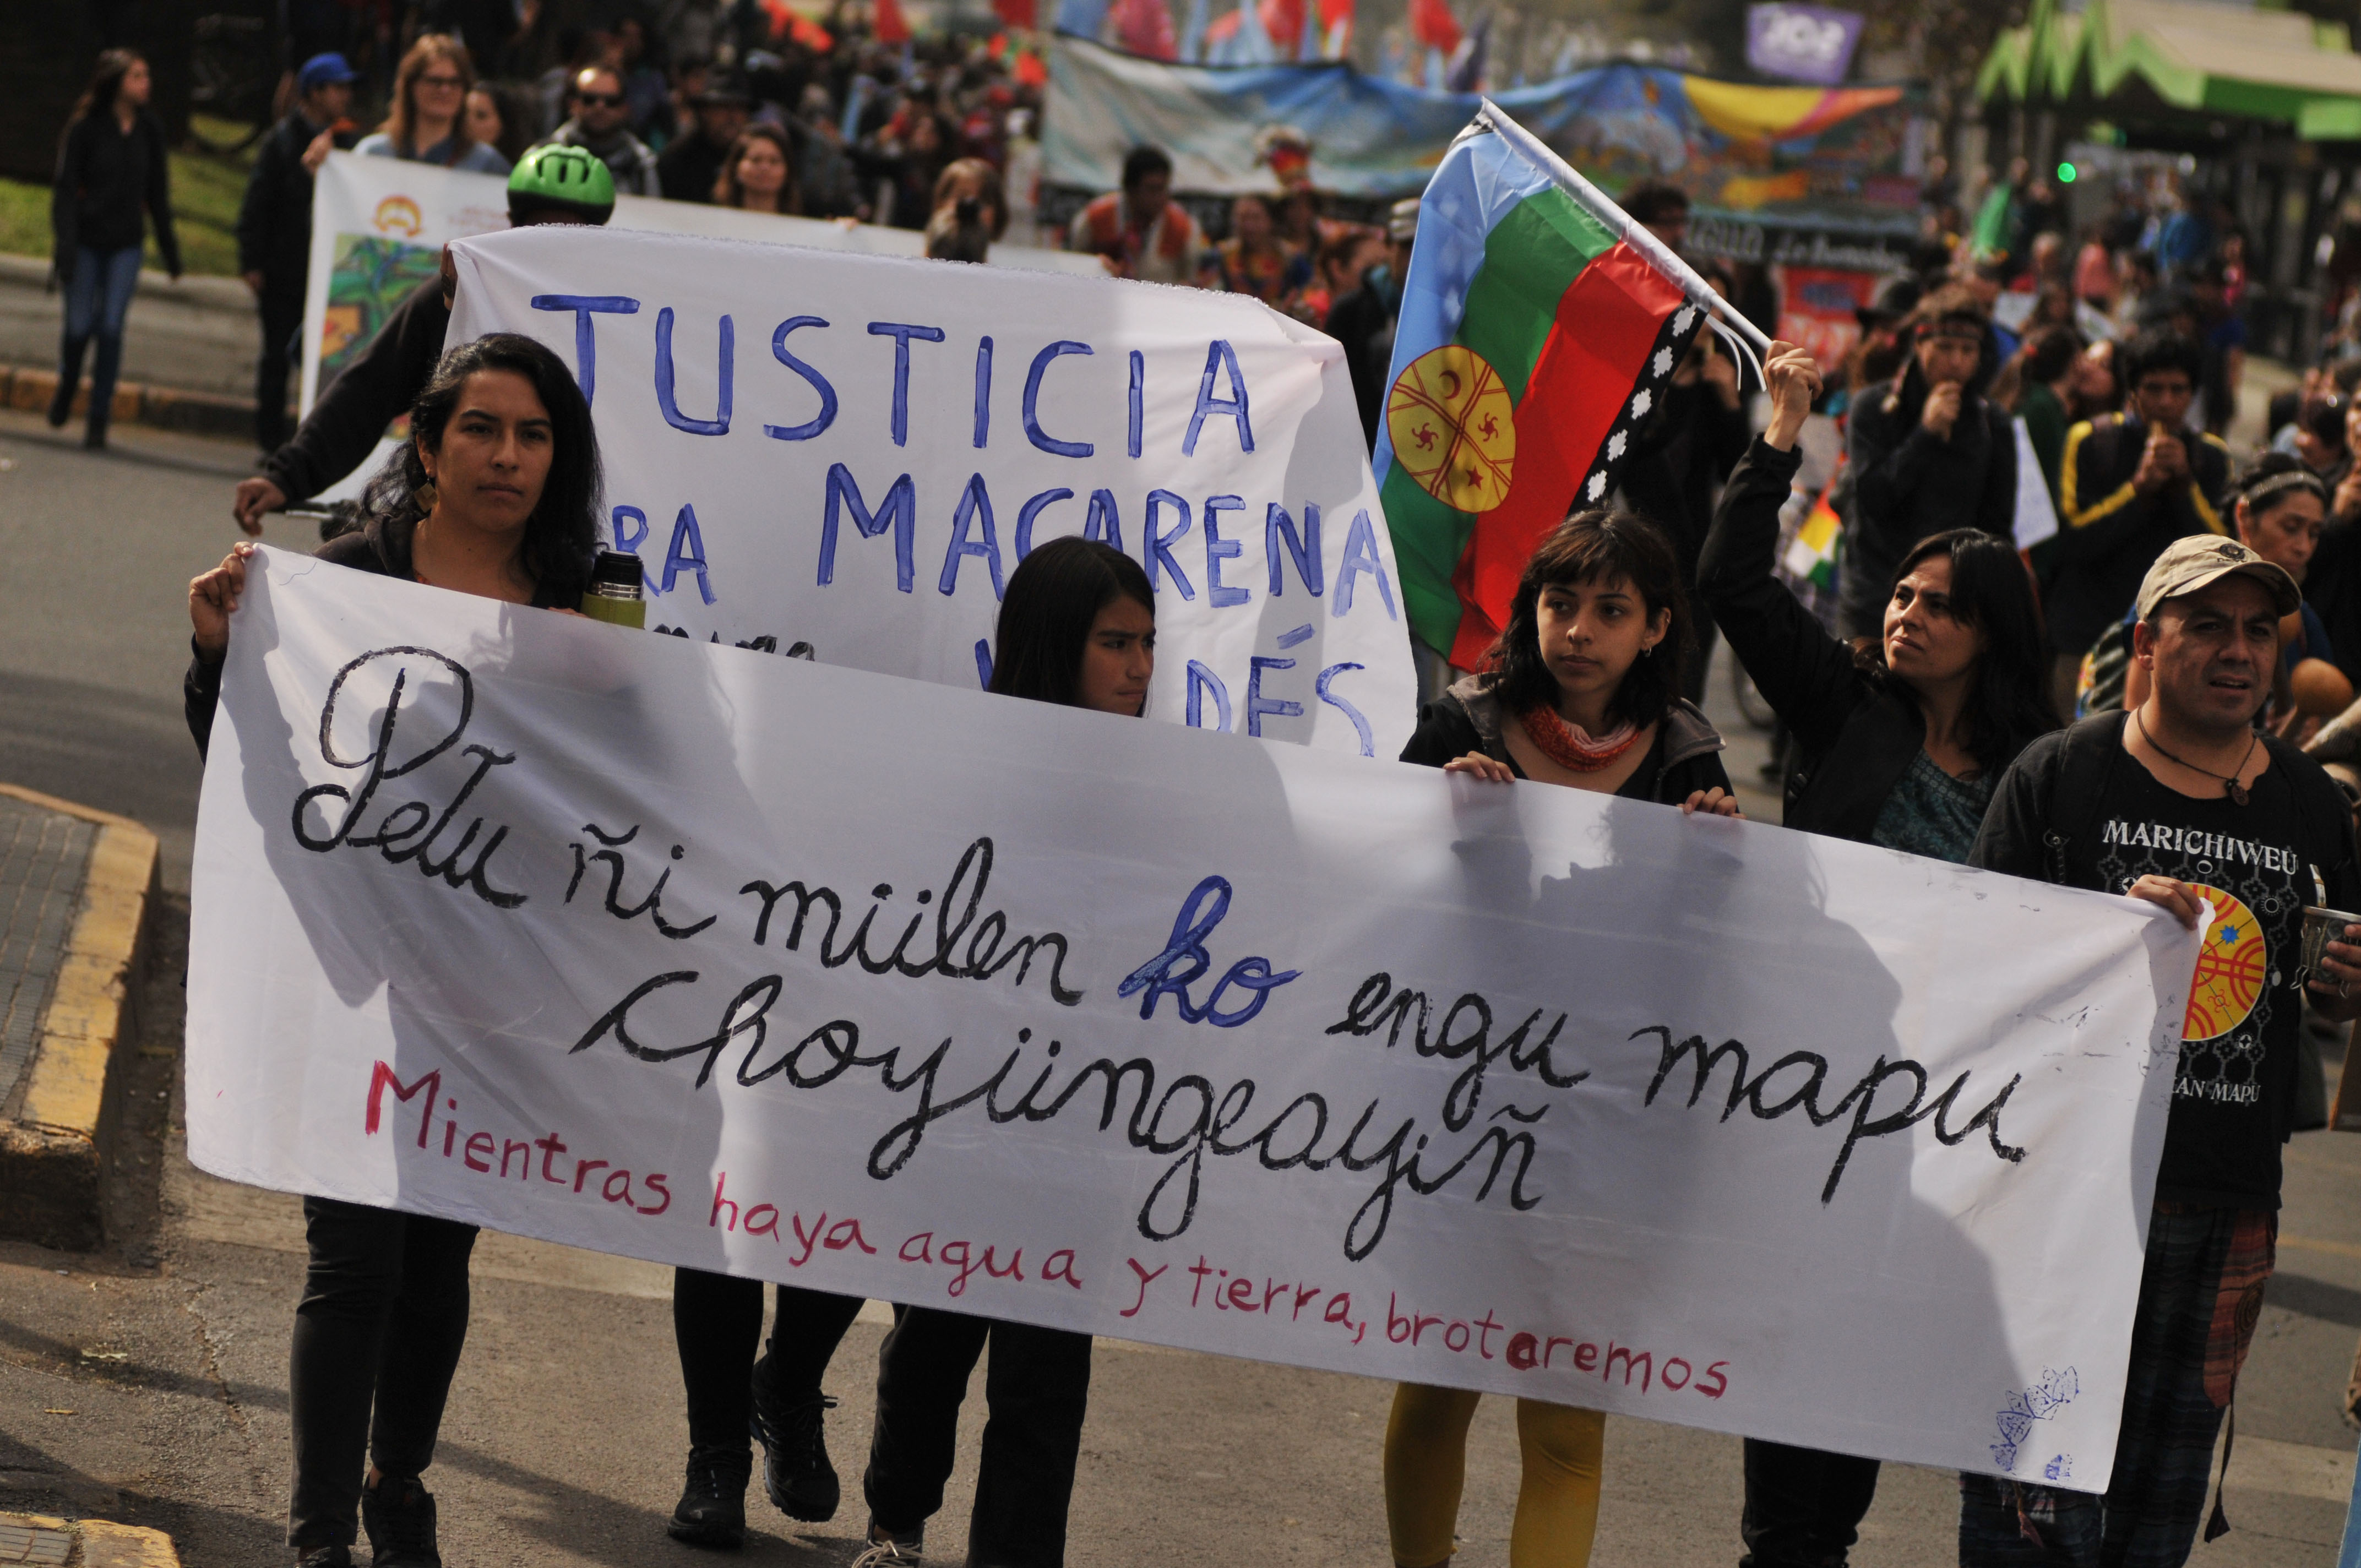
[1476,99,1776,368]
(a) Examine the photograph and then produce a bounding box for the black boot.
[47,335,85,429]
[293,1549,353,1567]
[360,1474,442,1567]
[84,333,121,449]
[749,1373,840,1522]
[668,1444,753,1548]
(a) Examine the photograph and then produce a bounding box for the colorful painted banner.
[1043,35,1920,220]
[1775,265,1881,375]
[190,547,2196,1486]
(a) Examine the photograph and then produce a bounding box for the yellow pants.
[1383,1384,1605,1568]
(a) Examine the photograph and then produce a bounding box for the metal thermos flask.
[580,549,646,628]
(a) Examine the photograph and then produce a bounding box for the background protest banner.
[444,224,1413,755]
[298,153,1103,488]
[189,550,2195,1485]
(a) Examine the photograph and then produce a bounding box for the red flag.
[992,0,1037,30]
[1316,0,1353,55]
[1408,0,1459,55]
[873,0,912,45]
[1258,0,1304,56]
[1111,0,1178,58]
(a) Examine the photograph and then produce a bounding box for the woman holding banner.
[850,535,1154,1568]
[184,333,597,1568]
[1697,342,2059,1567]
[1386,508,1738,1568]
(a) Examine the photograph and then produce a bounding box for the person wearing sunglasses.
[530,63,659,198]
[356,35,508,173]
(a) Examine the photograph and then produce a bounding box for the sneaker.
[294,1549,353,1568]
[849,1525,925,1567]
[748,1379,840,1522]
[360,1474,442,1567]
[667,1444,753,1549]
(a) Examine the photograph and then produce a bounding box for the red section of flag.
[993,0,1038,28]
[1113,0,1180,57]
[1409,0,1461,56]
[788,13,834,49]
[1446,245,1684,669]
[1316,0,1353,50]
[873,0,913,42]
[1260,0,1305,55]
[1014,46,1049,85]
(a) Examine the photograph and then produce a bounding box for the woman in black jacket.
[1401,507,1740,813]
[50,50,181,449]
[1698,341,2058,1568]
[186,333,596,1568]
[1837,285,2017,639]
[851,536,1151,1568]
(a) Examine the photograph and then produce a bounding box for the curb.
[0,786,161,1254]
[0,363,262,444]
[0,1512,181,1567]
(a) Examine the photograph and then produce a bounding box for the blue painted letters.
[1116,876,1299,1027]
[764,315,837,441]
[868,321,945,447]
[530,294,639,406]
[819,464,917,592]
[654,308,732,436]
[1024,341,1096,458]
[1183,339,1254,456]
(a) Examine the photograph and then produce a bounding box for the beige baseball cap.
[2134,533,2301,622]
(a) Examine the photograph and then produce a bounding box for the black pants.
[288,1196,478,1549]
[866,1306,1092,1568]
[672,1269,863,1450]
[255,281,306,452]
[1740,1439,1880,1567]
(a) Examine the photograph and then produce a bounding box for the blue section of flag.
[1369,127,1552,489]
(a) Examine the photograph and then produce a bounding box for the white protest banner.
[299,153,1103,481]
[189,549,2196,1485]
[442,225,1414,755]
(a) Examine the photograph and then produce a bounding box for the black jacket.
[1400,675,1733,805]
[186,512,592,757]
[1701,438,1941,840]
[1325,269,1401,450]
[237,111,350,286]
[2047,413,2233,656]
[1838,361,2015,638]
[658,130,730,204]
[262,279,451,504]
[52,109,179,276]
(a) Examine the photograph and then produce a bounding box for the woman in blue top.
[356,36,509,175]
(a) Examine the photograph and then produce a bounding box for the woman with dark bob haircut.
[1388,500,1737,1568]
[848,532,1149,1567]
[1696,341,2058,1568]
[182,331,600,1567]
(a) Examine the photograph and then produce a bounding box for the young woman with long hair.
[1698,340,2060,1566]
[184,334,600,1567]
[357,35,508,172]
[850,535,1151,1568]
[711,123,799,214]
[48,48,178,448]
[1386,509,1738,1568]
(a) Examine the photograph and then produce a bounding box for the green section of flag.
[1455,188,1617,406]
[1382,464,1471,658]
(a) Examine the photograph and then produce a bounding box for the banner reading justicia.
[188,550,2197,1487]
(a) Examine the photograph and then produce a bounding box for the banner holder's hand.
[1680,787,1743,818]
[190,541,258,661]
[1443,752,1516,784]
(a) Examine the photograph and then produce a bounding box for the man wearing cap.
[235,52,358,451]
[1965,535,2361,1564]
[229,145,617,534]
[657,73,749,203]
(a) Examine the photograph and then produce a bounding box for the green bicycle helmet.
[507,144,617,226]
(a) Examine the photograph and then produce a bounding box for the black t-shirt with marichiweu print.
[1972,715,2361,1210]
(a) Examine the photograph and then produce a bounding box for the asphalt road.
[0,410,2356,1565]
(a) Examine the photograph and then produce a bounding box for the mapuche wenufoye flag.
[1374,104,1718,668]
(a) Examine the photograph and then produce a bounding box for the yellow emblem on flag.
[1386,345,1517,513]
[2184,885,2266,1042]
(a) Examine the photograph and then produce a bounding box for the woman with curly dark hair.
[183,332,601,1566]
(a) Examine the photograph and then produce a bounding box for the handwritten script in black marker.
[290,647,527,908]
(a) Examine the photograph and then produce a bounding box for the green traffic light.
[2058,161,2077,183]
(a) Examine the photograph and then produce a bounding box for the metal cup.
[2300,906,2361,977]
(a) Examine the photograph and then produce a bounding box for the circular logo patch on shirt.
[1386,345,1516,513]
[2185,884,2267,1042]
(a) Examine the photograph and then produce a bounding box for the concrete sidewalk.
[0,257,271,445]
